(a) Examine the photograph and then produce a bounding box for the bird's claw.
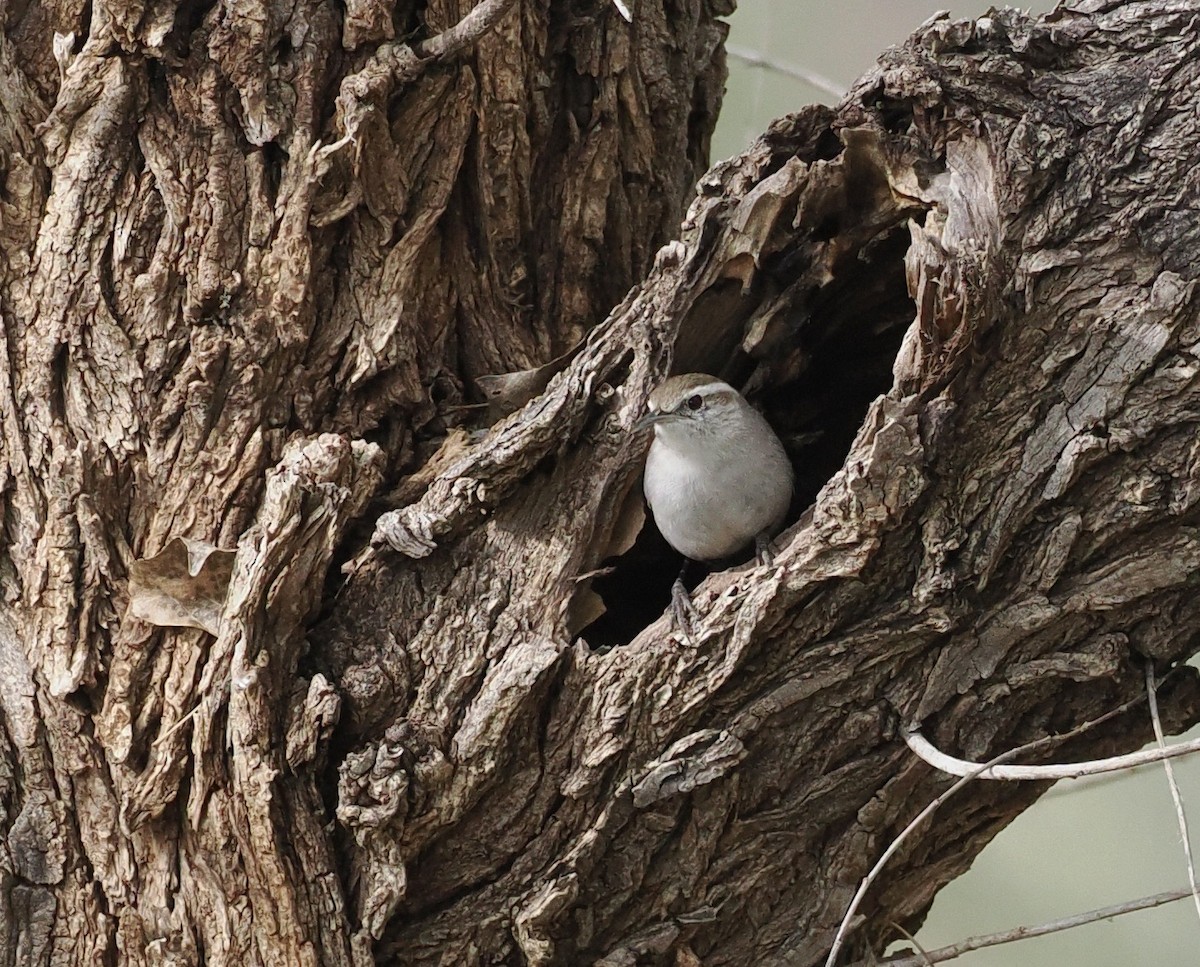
[755,532,776,567]
[670,577,701,647]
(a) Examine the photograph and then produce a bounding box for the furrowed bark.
[1,0,726,961]
[3,1,1200,966]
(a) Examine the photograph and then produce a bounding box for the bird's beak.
[634,412,663,432]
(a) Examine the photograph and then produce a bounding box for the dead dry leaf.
[127,537,236,635]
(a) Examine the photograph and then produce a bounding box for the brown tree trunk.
[3,0,1200,965]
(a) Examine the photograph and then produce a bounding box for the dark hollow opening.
[582,223,919,650]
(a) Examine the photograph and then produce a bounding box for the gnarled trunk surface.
[3,0,1200,965]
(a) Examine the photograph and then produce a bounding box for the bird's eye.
[685,394,703,411]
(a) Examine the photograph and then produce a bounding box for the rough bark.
[2,1,1200,966]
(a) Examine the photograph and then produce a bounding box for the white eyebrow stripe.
[686,382,729,398]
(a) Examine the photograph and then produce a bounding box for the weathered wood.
[3,1,1200,966]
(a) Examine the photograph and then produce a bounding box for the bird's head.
[635,374,746,442]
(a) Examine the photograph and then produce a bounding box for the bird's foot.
[670,577,701,647]
[755,532,776,567]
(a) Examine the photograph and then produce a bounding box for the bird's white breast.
[644,411,792,561]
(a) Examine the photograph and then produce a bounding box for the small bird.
[637,374,793,639]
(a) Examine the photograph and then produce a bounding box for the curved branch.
[414,0,519,60]
[824,698,1148,967]
[904,726,1200,781]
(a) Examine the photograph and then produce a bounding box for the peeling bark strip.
[2,2,1200,967]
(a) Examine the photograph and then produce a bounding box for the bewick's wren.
[638,374,793,638]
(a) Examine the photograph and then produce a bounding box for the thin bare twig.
[1146,663,1200,927]
[866,888,1194,967]
[823,697,1144,967]
[905,725,1200,781]
[887,921,933,967]
[724,44,845,100]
